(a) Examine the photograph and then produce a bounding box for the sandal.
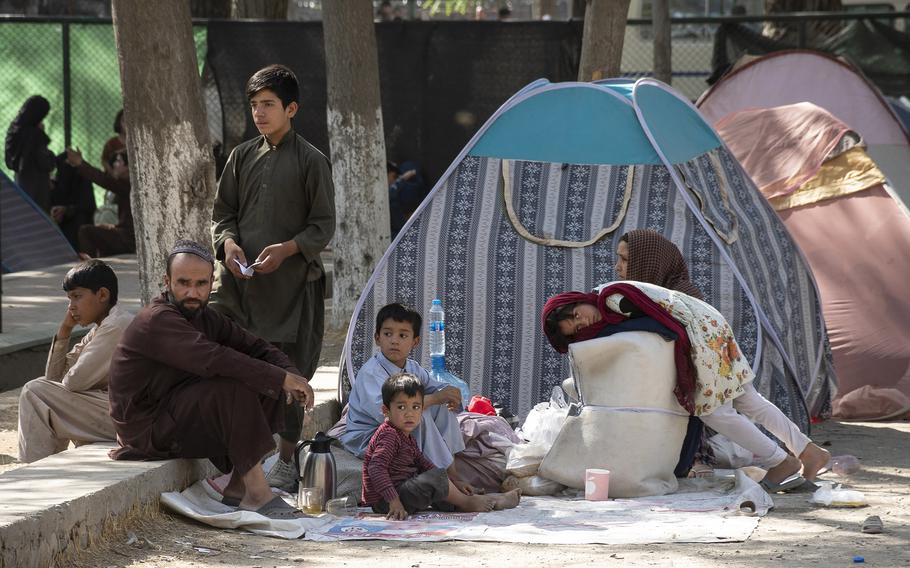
[861,515,884,534]
[243,496,306,520]
[760,473,807,493]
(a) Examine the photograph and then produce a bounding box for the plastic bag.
[502,474,565,496]
[516,386,570,447]
[809,483,868,507]
[505,441,549,477]
[707,434,755,469]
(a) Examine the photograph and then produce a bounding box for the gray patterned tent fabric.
[342,79,835,433]
[1,171,77,272]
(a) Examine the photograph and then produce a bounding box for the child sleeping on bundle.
[542,280,829,493]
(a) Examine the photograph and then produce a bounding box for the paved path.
[0,255,141,355]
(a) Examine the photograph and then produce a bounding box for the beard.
[167,291,208,319]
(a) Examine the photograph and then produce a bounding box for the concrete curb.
[0,366,343,567]
[0,444,217,567]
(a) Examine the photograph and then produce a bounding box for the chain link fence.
[0,18,207,204]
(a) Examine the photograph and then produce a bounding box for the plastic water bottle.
[428,299,445,357]
[427,299,471,407]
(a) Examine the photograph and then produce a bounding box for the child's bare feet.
[461,494,496,513]
[762,454,801,485]
[799,443,831,481]
[491,489,521,511]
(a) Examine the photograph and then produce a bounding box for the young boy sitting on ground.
[362,373,521,519]
[340,303,471,491]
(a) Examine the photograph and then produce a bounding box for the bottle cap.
[432,299,441,305]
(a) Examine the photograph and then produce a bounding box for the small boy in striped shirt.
[362,373,521,520]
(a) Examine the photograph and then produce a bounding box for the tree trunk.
[577,0,631,81]
[111,0,216,304]
[322,2,391,329]
[231,0,288,19]
[652,0,671,84]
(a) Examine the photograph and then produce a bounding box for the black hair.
[246,64,300,109]
[375,302,422,337]
[386,161,400,175]
[381,372,425,408]
[543,303,580,350]
[62,259,118,306]
[113,110,124,135]
[166,239,214,276]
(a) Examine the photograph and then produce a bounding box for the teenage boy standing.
[211,64,335,492]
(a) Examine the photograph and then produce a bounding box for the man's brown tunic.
[108,293,299,474]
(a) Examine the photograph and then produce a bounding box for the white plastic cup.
[585,468,611,501]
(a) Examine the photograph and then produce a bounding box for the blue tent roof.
[467,80,721,166]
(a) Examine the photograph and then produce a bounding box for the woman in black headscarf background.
[5,96,56,211]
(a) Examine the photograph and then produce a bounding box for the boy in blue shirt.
[340,303,472,492]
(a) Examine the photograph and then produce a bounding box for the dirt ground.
[62,420,910,568]
[4,329,909,567]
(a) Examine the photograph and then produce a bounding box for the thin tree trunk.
[323,2,390,329]
[652,0,671,84]
[111,0,216,304]
[231,0,288,19]
[577,0,631,81]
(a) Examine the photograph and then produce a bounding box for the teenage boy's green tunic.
[210,129,335,421]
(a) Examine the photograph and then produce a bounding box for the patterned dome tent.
[341,78,835,433]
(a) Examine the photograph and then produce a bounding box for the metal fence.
[1,12,907,188]
[0,18,207,203]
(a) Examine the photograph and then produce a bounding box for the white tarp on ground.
[161,470,771,544]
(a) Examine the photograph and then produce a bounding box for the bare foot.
[461,494,496,513]
[491,489,521,511]
[762,455,801,485]
[799,443,831,481]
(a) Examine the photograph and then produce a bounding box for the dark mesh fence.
[207,20,583,182]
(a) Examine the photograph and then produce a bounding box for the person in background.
[67,147,134,258]
[387,160,426,238]
[50,152,96,250]
[95,110,126,225]
[377,0,394,21]
[5,95,55,211]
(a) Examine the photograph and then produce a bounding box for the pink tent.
[713,102,910,420]
[697,50,910,209]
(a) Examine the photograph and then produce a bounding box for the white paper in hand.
[233,258,260,277]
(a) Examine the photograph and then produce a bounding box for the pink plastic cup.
[585,468,611,501]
